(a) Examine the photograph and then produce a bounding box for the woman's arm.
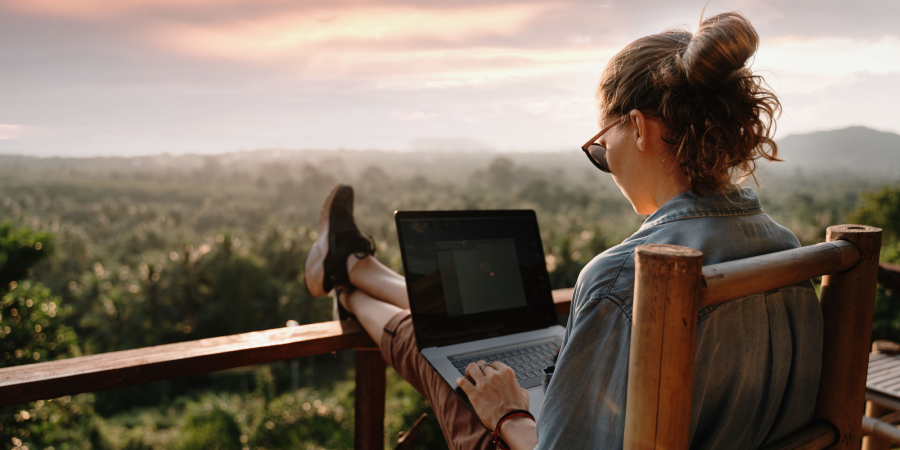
[456,361,538,450]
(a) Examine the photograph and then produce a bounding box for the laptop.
[394,209,565,418]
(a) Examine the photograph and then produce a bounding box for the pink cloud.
[152,3,559,56]
[0,124,27,140]
[2,0,899,155]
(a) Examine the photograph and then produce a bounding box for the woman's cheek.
[608,149,627,180]
[606,147,618,174]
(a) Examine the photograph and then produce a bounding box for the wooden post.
[624,244,703,450]
[355,349,386,450]
[815,225,882,450]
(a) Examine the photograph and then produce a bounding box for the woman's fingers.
[487,361,518,383]
[481,362,508,382]
[466,360,518,385]
[458,359,532,430]
[465,360,487,384]
[489,360,512,374]
[456,376,475,394]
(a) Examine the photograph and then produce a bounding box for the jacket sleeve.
[534,295,631,449]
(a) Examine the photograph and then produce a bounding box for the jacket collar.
[640,186,763,229]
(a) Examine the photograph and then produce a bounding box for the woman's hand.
[455,360,530,430]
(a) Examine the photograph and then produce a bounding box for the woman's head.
[594,12,780,208]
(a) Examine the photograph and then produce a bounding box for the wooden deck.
[868,352,900,400]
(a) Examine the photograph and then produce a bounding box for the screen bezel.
[394,209,558,350]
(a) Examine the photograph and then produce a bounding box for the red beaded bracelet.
[492,409,535,450]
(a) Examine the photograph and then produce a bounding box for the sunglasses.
[581,113,661,174]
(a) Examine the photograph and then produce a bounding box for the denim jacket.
[535,188,823,449]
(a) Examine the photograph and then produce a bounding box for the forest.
[2,149,900,449]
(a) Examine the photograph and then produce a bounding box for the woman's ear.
[631,110,647,152]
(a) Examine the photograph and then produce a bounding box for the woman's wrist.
[499,416,538,449]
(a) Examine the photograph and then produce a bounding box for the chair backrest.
[623,224,882,450]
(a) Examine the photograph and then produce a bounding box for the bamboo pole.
[862,416,900,446]
[624,244,703,450]
[862,402,893,450]
[355,349,386,450]
[701,240,860,307]
[815,225,882,450]
[758,420,836,450]
[866,390,900,414]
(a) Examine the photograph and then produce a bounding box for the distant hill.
[0,147,610,189]
[1,125,898,181]
[770,126,900,178]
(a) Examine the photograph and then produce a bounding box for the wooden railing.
[1,244,899,449]
[0,288,573,449]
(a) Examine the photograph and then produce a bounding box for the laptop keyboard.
[448,338,560,389]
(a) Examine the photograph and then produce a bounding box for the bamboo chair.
[623,225,882,450]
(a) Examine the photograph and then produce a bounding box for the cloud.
[146,3,610,83]
[391,111,436,122]
[132,2,618,87]
[524,98,595,123]
[776,71,900,137]
[154,4,555,55]
[0,124,26,140]
[1,0,899,156]
[0,0,272,20]
[756,35,900,94]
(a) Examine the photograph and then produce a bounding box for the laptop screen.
[395,210,557,349]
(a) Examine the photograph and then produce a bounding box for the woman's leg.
[341,288,493,450]
[346,254,409,309]
[340,288,402,345]
[305,185,491,448]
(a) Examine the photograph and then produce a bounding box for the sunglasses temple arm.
[582,129,606,150]
[583,116,626,149]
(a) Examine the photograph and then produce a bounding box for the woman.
[304,11,822,450]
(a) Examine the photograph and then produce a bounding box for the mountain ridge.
[0,126,898,180]
[771,126,900,177]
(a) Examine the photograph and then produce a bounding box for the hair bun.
[677,12,759,88]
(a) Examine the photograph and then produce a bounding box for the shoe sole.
[304,185,340,298]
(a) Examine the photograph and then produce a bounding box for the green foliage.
[2,395,104,450]
[850,187,900,239]
[1,281,79,367]
[90,367,435,450]
[848,184,900,341]
[0,255,98,450]
[0,221,53,294]
[756,173,872,246]
[0,152,896,448]
[872,286,900,342]
[179,402,243,450]
[849,186,900,262]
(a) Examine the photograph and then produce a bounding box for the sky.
[1,0,899,157]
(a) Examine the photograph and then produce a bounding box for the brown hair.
[597,11,781,195]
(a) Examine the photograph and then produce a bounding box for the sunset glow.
[0,0,897,155]
[157,4,555,57]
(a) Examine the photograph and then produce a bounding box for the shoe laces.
[351,235,377,259]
